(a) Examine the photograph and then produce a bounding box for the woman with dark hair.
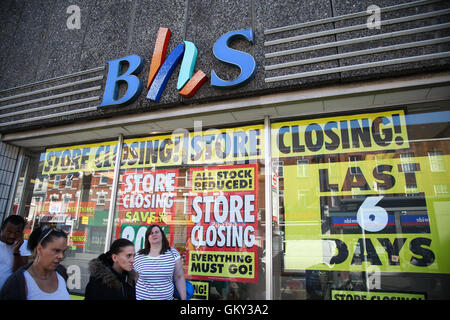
[133,225,186,300]
[0,225,69,300]
[84,238,136,300]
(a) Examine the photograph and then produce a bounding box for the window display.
[113,124,266,299]
[22,141,118,295]
[271,107,450,300]
[10,103,450,300]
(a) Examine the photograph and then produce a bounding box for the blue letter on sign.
[147,43,185,102]
[100,55,144,108]
[211,28,257,89]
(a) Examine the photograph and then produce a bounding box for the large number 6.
[357,196,388,232]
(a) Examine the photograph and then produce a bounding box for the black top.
[84,258,136,300]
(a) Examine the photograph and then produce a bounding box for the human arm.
[173,257,186,300]
[12,236,28,272]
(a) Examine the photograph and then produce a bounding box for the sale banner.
[283,156,450,274]
[115,168,179,249]
[121,124,264,169]
[186,164,259,283]
[271,110,409,158]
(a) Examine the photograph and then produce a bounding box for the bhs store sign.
[100,27,257,108]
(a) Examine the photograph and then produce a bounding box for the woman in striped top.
[133,225,186,300]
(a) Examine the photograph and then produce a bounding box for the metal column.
[104,134,124,253]
[264,116,273,299]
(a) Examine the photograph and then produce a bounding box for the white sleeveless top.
[24,270,71,300]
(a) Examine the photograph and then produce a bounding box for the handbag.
[174,279,194,300]
[170,248,194,300]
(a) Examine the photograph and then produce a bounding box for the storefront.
[1,0,449,300]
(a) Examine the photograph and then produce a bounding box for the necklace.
[29,265,53,281]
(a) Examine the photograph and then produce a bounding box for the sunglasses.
[39,227,66,244]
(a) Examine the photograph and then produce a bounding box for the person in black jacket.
[84,238,136,300]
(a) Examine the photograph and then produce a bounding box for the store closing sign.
[187,164,259,283]
[41,125,263,174]
[99,27,256,107]
[42,141,118,174]
[121,125,263,168]
[280,111,450,274]
[116,168,178,250]
[272,110,410,157]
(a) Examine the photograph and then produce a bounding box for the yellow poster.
[122,124,264,169]
[283,156,450,274]
[191,281,209,300]
[41,124,264,174]
[331,290,426,300]
[187,164,259,283]
[272,110,409,158]
[189,251,256,280]
[191,166,256,192]
[42,141,117,174]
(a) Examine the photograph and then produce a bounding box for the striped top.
[133,247,180,300]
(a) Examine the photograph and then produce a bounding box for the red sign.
[115,168,179,244]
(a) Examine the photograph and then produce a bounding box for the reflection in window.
[400,152,416,173]
[271,107,450,300]
[65,174,73,188]
[53,175,61,189]
[434,184,448,195]
[428,150,445,172]
[23,141,118,295]
[297,159,309,177]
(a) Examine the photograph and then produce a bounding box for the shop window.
[10,104,449,300]
[19,140,118,295]
[271,107,450,300]
[112,123,266,300]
